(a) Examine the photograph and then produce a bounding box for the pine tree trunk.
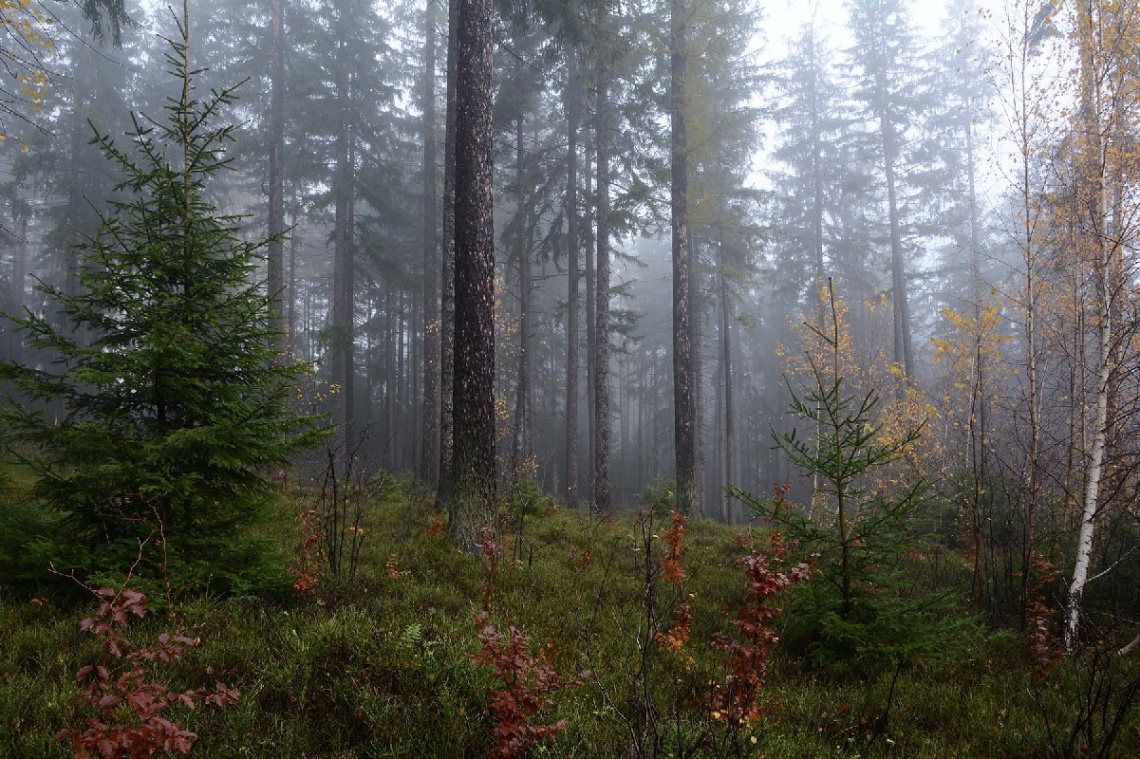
[671,0,697,517]
[331,28,355,456]
[448,0,496,551]
[585,141,597,500]
[439,0,459,506]
[809,28,825,286]
[963,47,988,613]
[421,0,441,488]
[288,215,299,349]
[715,345,724,519]
[689,230,703,513]
[385,284,397,470]
[8,210,28,360]
[878,80,913,383]
[512,101,532,476]
[719,246,737,493]
[593,72,612,512]
[267,0,286,352]
[565,51,581,509]
[66,111,85,301]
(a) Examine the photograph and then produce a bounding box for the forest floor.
[1,472,1137,758]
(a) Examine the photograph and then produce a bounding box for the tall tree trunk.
[719,242,737,499]
[512,98,532,476]
[565,51,581,509]
[65,110,85,302]
[966,81,989,613]
[714,341,724,519]
[689,231,703,513]
[7,208,28,360]
[448,0,496,551]
[385,284,397,469]
[267,0,286,352]
[412,285,422,468]
[288,213,299,349]
[397,292,407,466]
[593,71,612,512]
[670,0,697,516]
[1065,0,1113,647]
[585,138,597,499]
[331,28,355,457]
[876,71,913,384]
[421,0,441,487]
[439,0,459,505]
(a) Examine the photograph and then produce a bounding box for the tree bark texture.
[670,0,698,516]
[438,0,459,506]
[512,99,532,476]
[876,74,913,383]
[267,0,286,352]
[593,73,612,512]
[447,0,496,551]
[331,21,355,455]
[421,0,441,488]
[564,52,581,509]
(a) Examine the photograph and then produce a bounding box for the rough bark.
[670,0,697,516]
[593,73,611,512]
[447,0,496,551]
[439,0,459,506]
[565,52,581,509]
[512,98,532,476]
[718,238,737,508]
[421,0,441,488]
[331,23,355,456]
[267,0,286,352]
[689,230,703,514]
[585,137,597,498]
[287,214,299,346]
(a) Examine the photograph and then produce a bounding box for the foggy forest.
[1,0,1140,756]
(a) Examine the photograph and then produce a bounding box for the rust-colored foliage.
[385,555,403,580]
[471,613,582,758]
[568,547,594,571]
[656,511,693,658]
[289,509,325,596]
[56,587,239,759]
[476,527,502,612]
[709,533,811,725]
[661,510,686,585]
[1024,552,1064,678]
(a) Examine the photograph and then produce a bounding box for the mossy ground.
[1,473,1136,758]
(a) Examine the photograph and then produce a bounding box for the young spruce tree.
[0,3,325,593]
[732,280,957,673]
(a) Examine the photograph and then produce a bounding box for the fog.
[1,0,1135,534]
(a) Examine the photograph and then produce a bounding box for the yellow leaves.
[1,0,56,125]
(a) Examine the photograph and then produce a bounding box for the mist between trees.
[1,0,1139,671]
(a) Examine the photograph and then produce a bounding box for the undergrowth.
[0,474,1137,757]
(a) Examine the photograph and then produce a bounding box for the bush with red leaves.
[289,508,325,596]
[656,511,693,659]
[471,613,583,758]
[56,587,240,759]
[710,533,811,726]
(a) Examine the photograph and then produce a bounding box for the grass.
[1,473,1137,758]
